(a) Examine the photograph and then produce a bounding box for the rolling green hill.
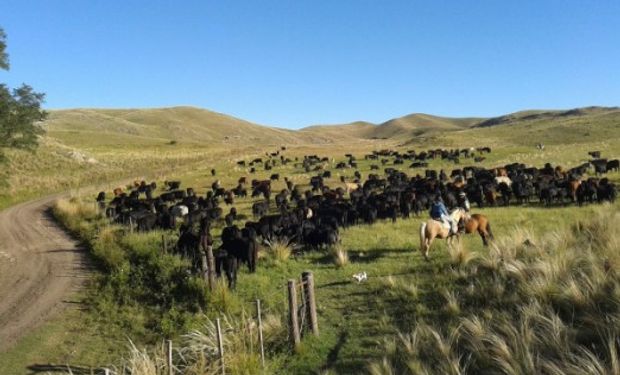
[43,105,620,148]
[301,113,483,140]
[474,106,620,128]
[45,106,335,148]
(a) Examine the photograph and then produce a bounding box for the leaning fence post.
[206,245,216,291]
[216,318,225,375]
[302,271,319,336]
[167,339,173,375]
[201,250,209,284]
[256,299,265,367]
[288,279,301,348]
[299,275,307,335]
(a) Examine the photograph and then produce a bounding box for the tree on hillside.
[0,27,47,162]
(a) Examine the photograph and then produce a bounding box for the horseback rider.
[457,191,470,212]
[456,191,471,233]
[430,194,457,235]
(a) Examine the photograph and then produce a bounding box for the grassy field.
[1,106,619,374]
[43,172,620,374]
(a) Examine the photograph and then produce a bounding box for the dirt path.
[0,195,88,352]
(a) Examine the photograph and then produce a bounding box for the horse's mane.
[450,207,463,215]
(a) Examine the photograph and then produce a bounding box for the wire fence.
[62,271,320,375]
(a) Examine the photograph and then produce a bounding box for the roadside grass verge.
[52,198,209,343]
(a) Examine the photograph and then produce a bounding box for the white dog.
[352,272,368,283]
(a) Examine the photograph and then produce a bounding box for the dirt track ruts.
[0,195,88,352]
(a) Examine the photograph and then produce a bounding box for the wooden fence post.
[129,216,134,234]
[302,271,319,336]
[201,251,209,284]
[256,299,265,367]
[167,339,173,375]
[216,318,225,375]
[288,279,301,348]
[206,245,216,291]
[299,275,306,335]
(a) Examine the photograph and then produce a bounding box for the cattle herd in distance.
[97,146,618,287]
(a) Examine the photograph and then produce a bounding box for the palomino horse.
[461,213,494,246]
[419,208,467,259]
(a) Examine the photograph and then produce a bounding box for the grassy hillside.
[302,113,483,140]
[0,107,349,210]
[299,121,376,140]
[474,106,619,128]
[370,113,482,139]
[45,106,333,148]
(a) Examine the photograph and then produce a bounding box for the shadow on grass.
[27,364,109,374]
[318,280,351,289]
[321,330,349,372]
[314,247,412,266]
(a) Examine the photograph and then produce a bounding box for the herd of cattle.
[97,147,618,287]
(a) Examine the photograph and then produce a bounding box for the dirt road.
[0,195,88,352]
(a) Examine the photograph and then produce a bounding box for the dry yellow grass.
[330,245,349,268]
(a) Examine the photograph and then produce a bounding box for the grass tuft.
[264,238,292,263]
[330,245,349,268]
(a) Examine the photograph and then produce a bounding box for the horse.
[419,208,467,260]
[460,213,494,246]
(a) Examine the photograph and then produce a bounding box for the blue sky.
[1,1,619,129]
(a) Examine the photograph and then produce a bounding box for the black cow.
[591,159,608,176]
[252,201,269,218]
[177,225,201,272]
[165,180,181,190]
[607,159,619,172]
[588,151,601,159]
[597,179,617,203]
[225,207,238,226]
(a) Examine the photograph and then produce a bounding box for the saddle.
[432,217,451,230]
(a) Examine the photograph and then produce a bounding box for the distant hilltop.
[44,105,620,145]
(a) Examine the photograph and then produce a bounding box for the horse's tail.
[487,222,494,240]
[419,222,427,252]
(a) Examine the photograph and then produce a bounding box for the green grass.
[367,204,620,374]
[0,291,128,374]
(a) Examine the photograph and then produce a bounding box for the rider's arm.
[439,203,449,216]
